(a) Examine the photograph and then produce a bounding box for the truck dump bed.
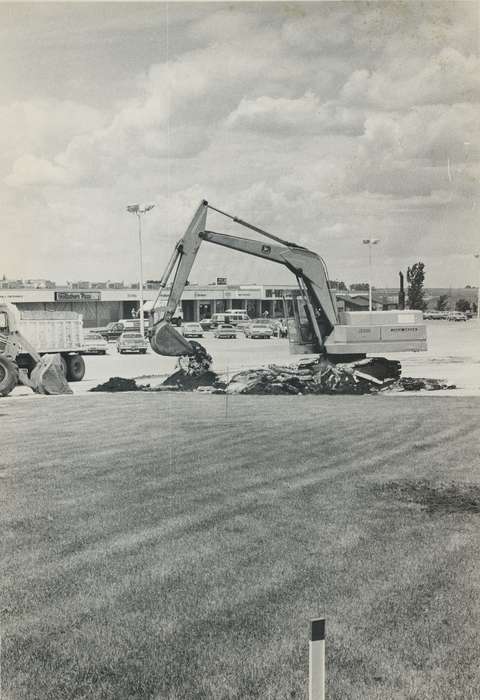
[18,310,84,353]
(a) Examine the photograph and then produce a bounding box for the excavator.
[148,200,426,378]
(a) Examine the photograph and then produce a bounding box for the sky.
[1,1,479,288]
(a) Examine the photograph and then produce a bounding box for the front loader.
[0,303,74,396]
[147,200,427,378]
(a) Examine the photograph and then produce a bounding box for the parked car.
[244,322,273,339]
[116,332,149,354]
[182,322,204,338]
[214,324,237,339]
[447,312,468,322]
[81,332,109,355]
[199,318,213,330]
[99,321,125,341]
[423,311,448,320]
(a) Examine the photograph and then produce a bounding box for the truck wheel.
[66,354,85,382]
[0,356,19,396]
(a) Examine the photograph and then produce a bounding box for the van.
[211,310,250,326]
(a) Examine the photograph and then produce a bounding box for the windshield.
[123,333,142,338]
[86,333,103,340]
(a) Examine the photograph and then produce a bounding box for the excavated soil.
[90,377,143,392]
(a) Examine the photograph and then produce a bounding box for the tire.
[0,356,19,396]
[66,354,85,382]
[141,349,147,354]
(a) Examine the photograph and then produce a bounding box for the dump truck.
[147,200,427,380]
[0,303,85,396]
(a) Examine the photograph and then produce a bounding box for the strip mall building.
[0,283,399,328]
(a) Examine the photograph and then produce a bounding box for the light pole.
[475,253,480,321]
[127,203,155,336]
[362,238,380,311]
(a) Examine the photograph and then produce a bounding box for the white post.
[475,254,480,321]
[309,618,325,700]
[137,212,145,337]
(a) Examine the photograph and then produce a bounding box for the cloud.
[2,3,478,286]
[342,48,480,109]
[225,93,364,136]
[5,154,70,187]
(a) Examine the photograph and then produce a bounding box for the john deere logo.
[261,245,271,254]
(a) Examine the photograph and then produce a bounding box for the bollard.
[309,618,325,700]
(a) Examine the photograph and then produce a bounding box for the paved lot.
[9,319,480,398]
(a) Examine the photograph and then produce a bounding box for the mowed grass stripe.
[2,394,480,699]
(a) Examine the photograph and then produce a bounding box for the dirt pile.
[90,377,142,392]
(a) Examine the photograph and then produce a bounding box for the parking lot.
[8,319,480,398]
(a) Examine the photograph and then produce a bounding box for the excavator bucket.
[150,321,195,356]
[30,354,73,395]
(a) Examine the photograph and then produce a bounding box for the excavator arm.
[149,200,339,356]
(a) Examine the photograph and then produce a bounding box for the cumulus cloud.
[225,93,365,136]
[2,2,479,286]
[342,48,480,109]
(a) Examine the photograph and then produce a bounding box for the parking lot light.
[127,203,156,336]
[362,238,380,311]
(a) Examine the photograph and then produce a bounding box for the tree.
[455,298,471,313]
[407,262,426,310]
[436,294,448,311]
[350,282,369,291]
[328,280,347,291]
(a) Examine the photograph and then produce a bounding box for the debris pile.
[226,357,402,395]
[395,377,456,391]
[89,346,456,395]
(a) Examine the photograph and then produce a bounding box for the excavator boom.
[149,200,427,359]
[149,200,338,356]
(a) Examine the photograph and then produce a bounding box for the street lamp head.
[362,239,370,244]
[127,204,140,213]
[371,239,380,245]
[474,253,480,259]
[142,204,155,213]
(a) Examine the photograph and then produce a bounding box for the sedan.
[81,332,109,355]
[214,324,237,339]
[116,332,149,354]
[244,322,273,339]
[182,322,204,338]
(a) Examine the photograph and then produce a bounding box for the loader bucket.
[150,321,195,356]
[30,354,73,395]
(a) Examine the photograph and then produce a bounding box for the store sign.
[55,291,101,301]
[216,277,227,285]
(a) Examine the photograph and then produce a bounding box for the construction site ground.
[8,318,480,399]
[2,391,479,699]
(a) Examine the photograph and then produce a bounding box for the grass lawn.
[1,393,480,699]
